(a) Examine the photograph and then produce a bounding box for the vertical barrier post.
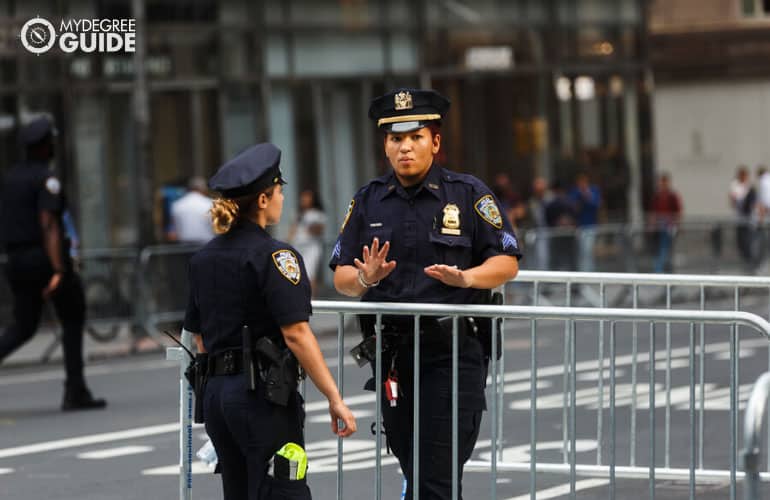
[336,313,345,500]
[649,322,656,500]
[665,285,672,469]
[165,329,193,500]
[688,322,696,500]
[562,282,571,464]
[413,315,421,500]
[530,282,539,499]
[490,315,498,500]
[569,318,576,497]
[610,321,617,499]
[452,316,459,500]
[631,284,639,467]
[699,285,706,470]
[375,314,383,500]
[597,283,606,466]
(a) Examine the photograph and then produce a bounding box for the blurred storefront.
[0,0,651,248]
[649,0,770,217]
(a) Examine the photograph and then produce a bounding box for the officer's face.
[263,184,284,226]
[384,127,440,187]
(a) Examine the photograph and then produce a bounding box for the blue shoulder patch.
[501,231,518,251]
[332,239,341,259]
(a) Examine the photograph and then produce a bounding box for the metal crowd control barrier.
[167,301,770,499]
[499,270,770,499]
[743,372,770,500]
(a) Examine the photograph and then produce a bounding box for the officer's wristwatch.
[358,270,380,288]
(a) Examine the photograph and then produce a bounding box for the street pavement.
[1,291,770,499]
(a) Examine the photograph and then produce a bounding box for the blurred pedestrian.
[568,172,601,272]
[598,146,630,223]
[288,189,327,296]
[171,176,215,244]
[0,116,106,411]
[545,179,577,271]
[648,173,682,273]
[527,176,551,269]
[729,165,755,268]
[186,142,356,499]
[153,180,186,242]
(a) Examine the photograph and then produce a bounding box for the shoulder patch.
[272,249,301,285]
[474,195,503,229]
[340,199,355,233]
[45,177,61,195]
[501,231,518,251]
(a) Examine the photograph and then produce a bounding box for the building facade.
[650,0,770,217]
[0,0,651,249]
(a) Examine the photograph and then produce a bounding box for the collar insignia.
[441,203,461,235]
[474,195,503,229]
[394,91,413,111]
[428,183,439,190]
[272,249,301,285]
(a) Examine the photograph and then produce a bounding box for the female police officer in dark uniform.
[183,143,356,500]
[330,89,521,500]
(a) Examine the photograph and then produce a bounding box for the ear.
[257,193,268,209]
[432,133,441,154]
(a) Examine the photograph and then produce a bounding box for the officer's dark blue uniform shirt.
[329,164,522,303]
[184,220,312,354]
[0,160,65,246]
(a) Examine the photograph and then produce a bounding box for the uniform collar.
[378,164,443,201]
[234,219,270,237]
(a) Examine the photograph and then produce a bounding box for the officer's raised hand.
[423,264,470,288]
[353,237,397,286]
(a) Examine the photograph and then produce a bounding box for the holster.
[184,353,208,424]
[255,336,302,406]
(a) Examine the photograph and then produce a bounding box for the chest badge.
[394,90,413,110]
[441,203,462,235]
[272,249,301,285]
[475,195,503,229]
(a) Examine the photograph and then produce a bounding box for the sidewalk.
[1,311,350,369]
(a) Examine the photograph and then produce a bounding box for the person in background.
[545,179,577,271]
[171,176,215,244]
[729,165,755,269]
[568,172,601,272]
[0,116,106,411]
[648,173,682,273]
[289,189,327,296]
[526,176,551,270]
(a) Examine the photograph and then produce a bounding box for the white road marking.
[505,478,610,500]
[0,468,13,475]
[0,423,182,459]
[307,409,374,424]
[142,461,213,476]
[0,359,176,386]
[77,445,154,459]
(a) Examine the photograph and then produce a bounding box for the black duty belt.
[208,349,244,376]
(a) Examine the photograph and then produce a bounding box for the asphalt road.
[2,291,770,499]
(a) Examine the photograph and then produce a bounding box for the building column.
[624,81,643,225]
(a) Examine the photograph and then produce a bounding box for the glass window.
[146,0,217,23]
[146,27,219,79]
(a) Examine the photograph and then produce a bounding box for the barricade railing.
[743,372,770,500]
[503,270,770,488]
[166,301,770,500]
[166,329,194,500]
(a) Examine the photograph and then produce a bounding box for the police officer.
[183,143,356,500]
[330,89,521,499]
[0,116,106,411]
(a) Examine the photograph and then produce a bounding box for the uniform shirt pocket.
[362,227,392,247]
[428,232,473,268]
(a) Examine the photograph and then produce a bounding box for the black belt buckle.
[222,351,235,374]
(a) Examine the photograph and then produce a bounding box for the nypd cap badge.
[272,249,301,285]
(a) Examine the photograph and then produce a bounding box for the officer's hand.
[353,237,397,284]
[329,399,357,437]
[424,264,471,288]
[42,272,63,298]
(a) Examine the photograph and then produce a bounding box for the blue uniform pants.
[380,336,485,500]
[0,248,86,388]
[203,374,311,500]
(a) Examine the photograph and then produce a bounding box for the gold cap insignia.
[441,203,461,235]
[394,91,413,111]
[272,249,301,285]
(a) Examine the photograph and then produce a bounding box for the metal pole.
[742,372,770,500]
[563,282,572,464]
[413,315,421,500]
[665,285,672,469]
[530,282,539,499]
[491,316,499,500]
[689,322,696,500]
[597,283,606,466]
[649,322,656,500]
[731,322,737,500]
[610,321,617,499]
[699,285,706,470]
[375,314,383,500]
[570,318,577,497]
[452,316,459,500]
[631,284,639,467]
[336,313,345,500]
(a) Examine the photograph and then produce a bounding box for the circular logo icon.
[20,17,56,54]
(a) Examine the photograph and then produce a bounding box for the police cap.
[368,88,450,133]
[20,116,56,146]
[208,142,286,199]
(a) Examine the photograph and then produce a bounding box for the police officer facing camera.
[330,89,522,499]
[183,143,356,500]
[0,116,106,411]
